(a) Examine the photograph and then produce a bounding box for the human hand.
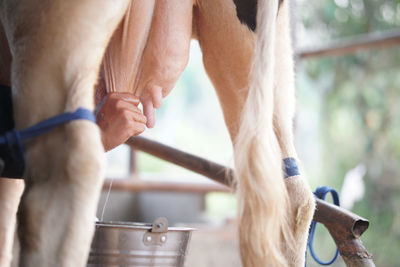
[96,92,146,151]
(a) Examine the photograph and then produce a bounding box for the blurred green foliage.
[297,0,400,266]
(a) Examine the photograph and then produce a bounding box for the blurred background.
[97,0,400,266]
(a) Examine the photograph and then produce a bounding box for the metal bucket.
[88,217,193,267]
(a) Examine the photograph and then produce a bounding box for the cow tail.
[234,0,291,266]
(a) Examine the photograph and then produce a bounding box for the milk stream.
[100,178,114,222]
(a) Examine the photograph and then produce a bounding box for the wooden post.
[314,200,375,266]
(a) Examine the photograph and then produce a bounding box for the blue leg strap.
[0,108,96,178]
[283,157,300,178]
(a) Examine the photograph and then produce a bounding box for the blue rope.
[283,157,300,178]
[0,108,96,143]
[307,186,340,265]
[0,108,96,175]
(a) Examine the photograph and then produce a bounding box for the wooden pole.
[126,136,375,266]
[103,179,229,194]
[126,136,234,187]
[296,29,400,59]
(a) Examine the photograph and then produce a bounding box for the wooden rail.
[296,29,400,59]
[103,179,230,194]
[126,136,375,267]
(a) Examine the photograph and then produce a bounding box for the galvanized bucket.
[88,217,193,267]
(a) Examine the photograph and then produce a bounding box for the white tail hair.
[234,0,291,266]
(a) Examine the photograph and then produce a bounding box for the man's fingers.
[131,105,145,116]
[122,96,140,106]
[109,92,141,106]
[128,121,146,136]
[123,109,147,124]
[98,92,148,151]
[113,98,142,113]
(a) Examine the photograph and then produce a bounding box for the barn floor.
[184,218,347,267]
[184,218,241,267]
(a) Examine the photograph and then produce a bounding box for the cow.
[0,0,315,266]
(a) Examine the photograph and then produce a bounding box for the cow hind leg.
[195,0,291,266]
[273,1,315,266]
[0,0,129,266]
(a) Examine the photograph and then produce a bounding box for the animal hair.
[234,0,292,265]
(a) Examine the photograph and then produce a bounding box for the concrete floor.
[184,219,241,267]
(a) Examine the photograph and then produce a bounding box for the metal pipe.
[126,136,375,266]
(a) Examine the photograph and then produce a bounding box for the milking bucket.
[88,217,193,267]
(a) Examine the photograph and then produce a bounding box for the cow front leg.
[0,0,129,266]
[0,179,24,267]
[273,1,315,266]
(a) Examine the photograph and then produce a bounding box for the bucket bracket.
[143,217,169,246]
[151,217,168,233]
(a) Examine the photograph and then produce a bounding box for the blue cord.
[0,108,96,143]
[283,157,300,178]
[0,108,96,175]
[307,186,340,265]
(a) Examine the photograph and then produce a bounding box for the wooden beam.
[296,29,400,59]
[126,137,234,187]
[102,178,230,194]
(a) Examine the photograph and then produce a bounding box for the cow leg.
[0,179,24,267]
[273,1,315,266]
[196,0,315,266]
[0,0,129,266]
[194,0,255,139]
[195,0,293,266]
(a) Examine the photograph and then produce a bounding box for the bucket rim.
[95,221,195,232]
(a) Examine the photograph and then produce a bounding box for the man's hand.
[96,92,147,151]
